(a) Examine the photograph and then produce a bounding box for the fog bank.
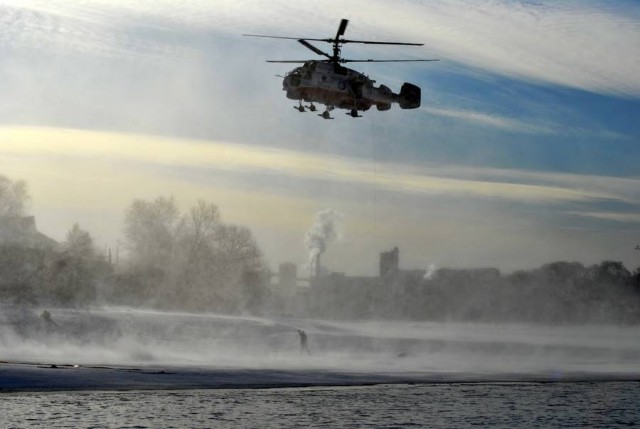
[2,306,639,378]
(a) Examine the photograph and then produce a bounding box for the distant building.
[0,216,57,250]
[433,267,501,283]
[310,272,378,318]
[379,246,399,277]
[305,246,502,319]
[272,246,503,319]
[277,262,298,294]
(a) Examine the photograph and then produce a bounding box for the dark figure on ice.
[41,310,58,332]
[298,329,311,355]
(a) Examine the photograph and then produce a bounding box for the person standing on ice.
[298,329,311,355]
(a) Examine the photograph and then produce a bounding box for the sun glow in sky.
[1,0,639,274]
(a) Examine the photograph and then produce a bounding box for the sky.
[0,0,639,275]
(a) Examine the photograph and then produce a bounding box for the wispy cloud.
[421,107,555,134]
[421,106,629,139]
[3,126,639,272]
[359,0,640,98]
[1,127,637,206]
[569,211,640,224]
[4,0,639,97]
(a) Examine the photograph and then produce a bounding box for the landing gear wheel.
[318,110,334,120]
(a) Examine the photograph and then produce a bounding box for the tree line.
[0,175,266,313]
[2,175,640,323]
[112,196,266,312]
[308,261,640,324]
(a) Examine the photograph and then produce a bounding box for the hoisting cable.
[370,114,378,245]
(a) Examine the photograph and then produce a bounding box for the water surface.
[3,382,638,428]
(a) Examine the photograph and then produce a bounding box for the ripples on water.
[2,382,639,428]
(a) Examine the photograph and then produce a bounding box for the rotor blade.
[336,19,349,38]
[243,34,333,43]
[244,33,424,46]
[243,34,302,40]
[341,59,439,63]
[340,39,424,46]
[266,60,309,63]
[298,39,331,58]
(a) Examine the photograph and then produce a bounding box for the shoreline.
[2,361,639,392]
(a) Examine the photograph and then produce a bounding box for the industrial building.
[270,246,501,319]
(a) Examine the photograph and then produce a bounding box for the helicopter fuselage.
[282,61,419,116]
[245,18,433,118]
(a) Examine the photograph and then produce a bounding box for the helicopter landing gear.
[294,101,305,112]
[318,106,334,119]
[306,103,317,112]
[318,110,334,119]
[347,109,362,118]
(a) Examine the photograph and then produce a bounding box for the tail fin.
[399,83,421,109]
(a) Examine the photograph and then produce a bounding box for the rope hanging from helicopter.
[370,113,378,245]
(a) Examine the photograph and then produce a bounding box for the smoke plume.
[424,263,437,280]
[304,209,343,275]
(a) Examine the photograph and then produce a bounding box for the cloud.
[2,126,639,273]
[420,106,629,139]
[569,211,640,224]
[356,0,640,97]
[421,107,555,134]
[3,0,639,98]
[2,126,635,206]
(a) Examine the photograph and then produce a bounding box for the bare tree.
[215,224,262,268]
[124,196,180,266]
[49,224,98,307]
[118,196,266,313]
[0,175,30,216]
[64,223,95,257]
[184,200,220,262]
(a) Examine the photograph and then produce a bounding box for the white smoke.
[424,263,437,280]
[304,209,343,275]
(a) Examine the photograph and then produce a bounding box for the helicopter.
[244,19,438,119]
